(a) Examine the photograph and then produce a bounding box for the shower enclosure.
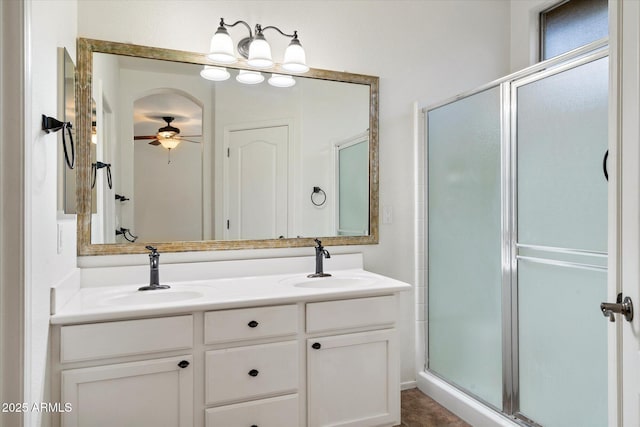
[424,42,609,427]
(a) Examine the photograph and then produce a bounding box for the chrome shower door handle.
[600,293,633,322]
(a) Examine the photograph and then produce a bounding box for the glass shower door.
[513,55,609,427]
[427,86,503,409]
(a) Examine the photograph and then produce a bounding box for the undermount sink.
[102,290,204,306]
[284,276,375,289]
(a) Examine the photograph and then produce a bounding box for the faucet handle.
[145,245,157,253]
[314,238,322,247]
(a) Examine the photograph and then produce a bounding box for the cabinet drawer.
[60,316,193,363]
[204,304,297,344]
[306,295,396,333]
[205,394,298,427]
[205,341,298,405]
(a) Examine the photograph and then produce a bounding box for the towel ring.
[42,115,75,169]
[311,186,326,206]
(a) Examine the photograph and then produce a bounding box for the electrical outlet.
[382,205,393,224]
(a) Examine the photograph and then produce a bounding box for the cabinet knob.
[248,369,259,377]
[178,360,190,369]
[248,320,259,328]
[312,342,321,350]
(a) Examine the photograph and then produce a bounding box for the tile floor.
[398,388,470,427]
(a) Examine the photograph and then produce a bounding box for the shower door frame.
[506,48,610,426]
[423,38,610,425]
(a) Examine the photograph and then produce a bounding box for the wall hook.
[91,161,112,189]
[42,114,75,169]
[115,227,138,243]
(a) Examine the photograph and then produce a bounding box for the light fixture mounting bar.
[261,26,298,39]
[220,18,253,38]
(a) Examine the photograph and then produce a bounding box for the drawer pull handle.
[312,342,321,350]
[248,320,259,328]
[178,360,190,369]
[248,369,259,377]
[251,425,258,427]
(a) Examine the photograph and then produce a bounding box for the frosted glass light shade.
[247,37,273,68]
[282,39,309,73]
[268,74,296,88]
[207,28,237,64]
[200,65,230,81]
[159,138,181,150]
[236,70,264,84]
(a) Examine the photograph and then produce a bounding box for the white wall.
[91,52,120,243]
[299,79,369,237]
[1,1,26,424]
[27,0,78,425]
[510,0,559,71]
[77,0,511,386]
[119,68,211,242]
[215,76,368,238]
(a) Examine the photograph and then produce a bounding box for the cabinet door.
[61,355,193,427]
[307,329,399,427]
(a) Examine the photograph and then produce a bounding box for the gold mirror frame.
[76,38,379,255]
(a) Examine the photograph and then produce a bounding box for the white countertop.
[50,268,411,325]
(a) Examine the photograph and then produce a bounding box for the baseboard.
[401,380,417,391]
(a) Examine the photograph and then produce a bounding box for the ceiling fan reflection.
[133,116,202,163]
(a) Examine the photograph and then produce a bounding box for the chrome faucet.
[138,246,171,291]
[308,239,332,278]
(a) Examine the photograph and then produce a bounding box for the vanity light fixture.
[200,65,231,81]
[236,70,264,84]
[207,18,309,73]
[268,74,296,88]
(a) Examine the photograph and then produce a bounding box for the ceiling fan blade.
[148,140,161,146]
[180,138,202,144]
[181,135,203,138]
[134,135,158,140]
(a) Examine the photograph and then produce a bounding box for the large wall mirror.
[76,38,378,255]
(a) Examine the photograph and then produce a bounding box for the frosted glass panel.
[517,57,608,251]
[541,0,608,60]
[427,86,502,409]
[337,140,369,235]
[518,260,607,426]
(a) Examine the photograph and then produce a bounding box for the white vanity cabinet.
[203,304,300,427]
[53,290,404,427]
[305,296,400,427]
[57,316,194,427]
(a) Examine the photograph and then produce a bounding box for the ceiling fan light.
[200,65,231,81]
[207,27,237,64]
[159,137,181,150]
[236,70,265,85]
[247,35,273,68]
[282,38,309,73]
[268,74,296,88]
[158,131,176,139]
